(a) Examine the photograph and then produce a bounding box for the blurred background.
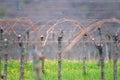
[0,0,120,60]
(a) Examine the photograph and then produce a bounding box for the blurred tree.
[24,0,32,4]
[0,6,6,17]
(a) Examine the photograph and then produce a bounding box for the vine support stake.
[95,43,104,80]
[41,35,45,73]
[100,49,104,80]
[113,52,118,80]
[113,33,119,80]
[3,38,8,80]
[58,30,63,80]
[98,27,104,80]
[0,27,3,80]
[18,35,25,80]
[0,56,1,80]
[82,34,87,75]
[25,31,29,63]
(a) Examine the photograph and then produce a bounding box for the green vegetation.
[0,6,6,17]
[1,60,120,80]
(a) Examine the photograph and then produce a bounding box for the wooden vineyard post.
[20,52,25,80]
[24,31,29,64]
[82,56,86,75]
[33,50,42,80]
[92,39,104,80]
[97,27,104,80]
[0,27,3,80]
[32,46,44,80]
[113,52,118,80]
[25,31,29,63]
[94,42,104,80]
[113,34,119,80]
[0,56,1,80]
[108,35,112,61]
[57,30,63,80]
[82,34,87,75]
[18,35,25,80]
[95,44,104,80]
[100,49,104,80]
[41,35,45,73]
[3,38,8,80]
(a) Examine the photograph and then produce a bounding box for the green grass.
[0,60,120,80]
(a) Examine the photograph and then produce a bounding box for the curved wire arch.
[62,18,120,57]
[0,18,42,51]
[43,18,86,47]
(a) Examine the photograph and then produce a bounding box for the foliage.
[0,6,6,17]
[1,60,120,80]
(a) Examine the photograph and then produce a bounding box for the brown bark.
[33,53,42,80]
[58,35,62,80]
[42,60,45,73]
[100,55,104,80]
[58,52,62,80]
[19,54,25,80]
[3,53,8,80]
[0,56,1,80]
[108,43,112,60]
[113,53,118,80]
[39,54,45,73]
[82,56,86,75]
[34,63,42,80]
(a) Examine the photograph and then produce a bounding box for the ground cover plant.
[0,59,120,80]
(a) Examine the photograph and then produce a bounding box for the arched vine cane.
[0,18,43,80]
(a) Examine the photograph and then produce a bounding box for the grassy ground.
[1,59,120,80]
